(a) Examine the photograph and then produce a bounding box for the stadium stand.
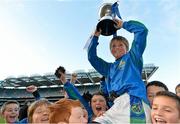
[0,64,158,107]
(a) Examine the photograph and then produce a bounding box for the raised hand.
[113,18,123,29]
[96,110,106,117]
[94,28,102,37]
[71,73,77,84]
[26,85,37,93]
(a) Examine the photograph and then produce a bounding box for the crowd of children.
[0,71,179,124]
[0,17,180,124]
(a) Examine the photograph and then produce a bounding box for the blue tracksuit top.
[88,20,149,104]
[63,81,93,122]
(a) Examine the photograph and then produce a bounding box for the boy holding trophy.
[87,8,151,123]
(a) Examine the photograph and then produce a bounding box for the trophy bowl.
[97,3,117,36]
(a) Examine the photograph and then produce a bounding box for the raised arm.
[26,85,41,100]
[87,29,111,76]
[123,20,148,57]
[59,71,93,121]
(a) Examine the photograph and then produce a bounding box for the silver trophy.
[96,3,118,36]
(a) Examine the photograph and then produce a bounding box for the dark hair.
[82,91,93,102]
[83,91,109,104]
[146,80,169,91]
[92,92,106,98]
[91,91,109,108]
[19,100,31,120]
[100,76,105,81]
[84,91,107,103]
[54,66,66,78]
[175,83,180,92]
[155,91,180,110]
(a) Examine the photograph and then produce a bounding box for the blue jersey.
[88,20,149,104]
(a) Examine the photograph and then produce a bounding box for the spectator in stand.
[0,100,20,124]
[28,99,51,124]
[146,81,169,106]
[175,83,180,97]
[49,98,88,124]
[55,66,109,122]
[151,91,180,124]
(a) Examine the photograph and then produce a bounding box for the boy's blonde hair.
[110,36,129,51]
[28,99,51,123]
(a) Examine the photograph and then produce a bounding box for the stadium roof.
[0,64,158,89]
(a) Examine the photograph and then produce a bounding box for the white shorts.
[94,93,151,124]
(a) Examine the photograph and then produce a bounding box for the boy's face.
[151,96,180,124]
[91,95,107,116]
[147,85,166,105]
[110,40,127,59]
[32,104,50,123]
[68,107,87,124]
[2,103,19,124]
[176,86,180,97]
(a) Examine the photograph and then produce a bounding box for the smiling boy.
[87,18,151,123]
[151,91,180,124]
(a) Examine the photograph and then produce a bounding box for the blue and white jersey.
[88,20,149,104]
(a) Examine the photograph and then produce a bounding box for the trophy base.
[97,19,117,36]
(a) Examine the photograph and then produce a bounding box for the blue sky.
[0,0,179,92]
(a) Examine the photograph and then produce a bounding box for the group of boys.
[1,16,180,124]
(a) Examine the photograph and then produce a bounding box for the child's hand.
[26,85,37,93]
[70,73,77,83]
[114,18,123,29]
[94,28,102,37]
[96,110,106,117]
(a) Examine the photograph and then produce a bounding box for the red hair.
[49,98,83,124]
